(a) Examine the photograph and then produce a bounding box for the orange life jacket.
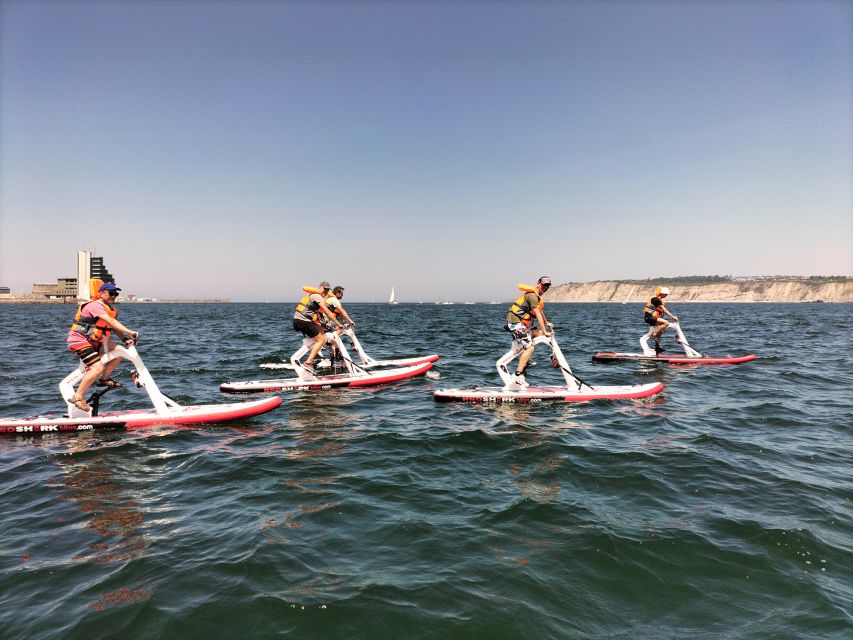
[88,278,104,299]
[295,286,324,323]
[508,284,543,326]
[643,296,665,319]
[70,299,117,342]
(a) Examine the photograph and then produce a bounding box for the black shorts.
[293,318,322,338]
[70,343,101,367]
[644,313,659,327]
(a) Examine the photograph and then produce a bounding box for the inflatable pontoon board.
[434,382,664,403]
[592,352,756,365]
[0,396,282,434]
[221,361,433,394]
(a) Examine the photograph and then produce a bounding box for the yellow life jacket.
[508,284,543,326]
[295,286,324,323]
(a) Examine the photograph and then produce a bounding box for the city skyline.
[1,1,851,302]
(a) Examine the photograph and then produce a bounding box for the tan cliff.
[544,279,853,303]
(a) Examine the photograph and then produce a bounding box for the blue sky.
[1,0,850,301]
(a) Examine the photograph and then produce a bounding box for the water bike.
[259,326,439,370]
[592,321,756,365]
[220,329,434,393]
[434,330,663,403]
[0,340,281,435]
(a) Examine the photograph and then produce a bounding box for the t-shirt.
[320,296,342,328]
[293,292,325,322]
[507,291,541,324]
[67,300,108,346]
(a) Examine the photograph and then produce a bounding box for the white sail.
[389,286,399,304]
[623,285,638,304]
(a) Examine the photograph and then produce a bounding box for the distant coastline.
[544,276,852,303]
[0,296,231,304]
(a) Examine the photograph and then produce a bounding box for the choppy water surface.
[1,302,851,639]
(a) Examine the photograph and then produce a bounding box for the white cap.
[659,287,670,295]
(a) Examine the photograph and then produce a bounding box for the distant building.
[76,251,90,299]
[32,277,78,300]
[31,250,117,300]
[75,250,115,299]
[90,254,114,283]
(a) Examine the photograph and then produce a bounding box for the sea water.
[0,302,850,639]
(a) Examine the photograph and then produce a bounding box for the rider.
[66,282,139,412]
[322,286,355,366]
[293,281,343,373]
[643,286,678,354]
[324,286,355,328]
[505,276,554,387]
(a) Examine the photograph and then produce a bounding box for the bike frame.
[495,331,582,390]
[639,321,702,358]
[60,343,180,418]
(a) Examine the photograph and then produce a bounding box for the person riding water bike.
[66,282,139,412]
[292,281,343,373]
[505,276,554,388]
[643,286,678,354]
[321,286,355,366]
[323,286,355,329]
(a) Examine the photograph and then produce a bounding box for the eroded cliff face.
[544,280,852,303]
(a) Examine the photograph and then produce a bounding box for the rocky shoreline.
[544,279,852,303]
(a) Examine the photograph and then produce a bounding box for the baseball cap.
[99,282,121,292]
[319,281,331,289]
[659,287,670,295]
[538,276,552,286]
[333,286,345,294]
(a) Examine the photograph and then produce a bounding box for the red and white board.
[221,361,433,394]
[0,396,282,435]
[592,352,756,365]
[434,381,663,404]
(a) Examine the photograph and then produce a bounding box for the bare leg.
[652,319,669,340]
[304,333,325,364]
[515,327,544,373]
[73,361,105,402]
[515,346,535,374]
[99,342,122,381]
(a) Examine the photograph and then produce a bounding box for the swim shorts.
[644,313,665,327]
[293,318,322,338]
[69,342,101,368]
[505,322,532,349]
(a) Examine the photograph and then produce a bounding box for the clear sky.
[1,0,850,301]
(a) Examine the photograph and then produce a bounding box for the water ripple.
[1,302,851,638]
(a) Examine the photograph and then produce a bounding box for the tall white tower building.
[76,250,91,300]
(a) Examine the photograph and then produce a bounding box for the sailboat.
[623,285,638,304]
[389,286,399,305]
